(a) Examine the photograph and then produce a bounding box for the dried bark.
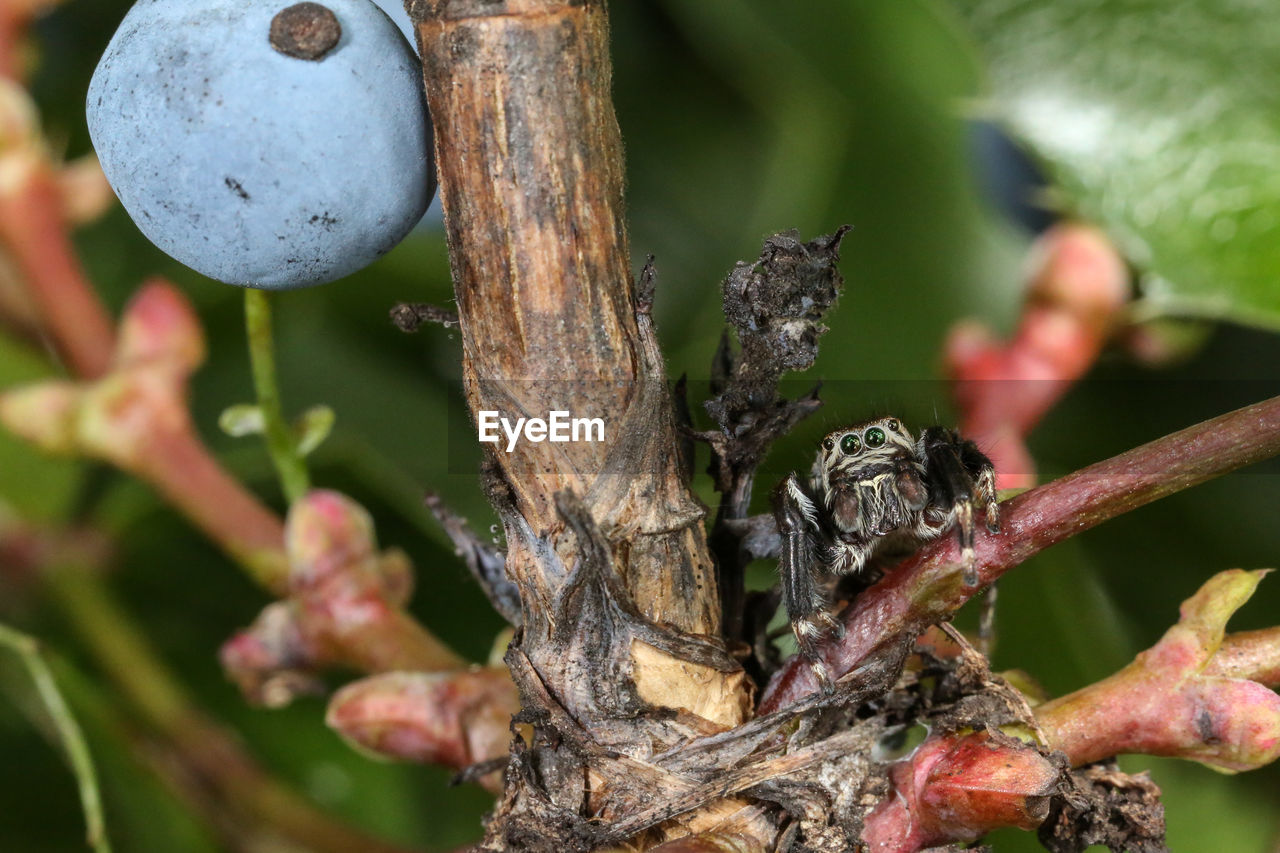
[1038,764,1167,853]
[410,1,750,846]
[697,228,847,641]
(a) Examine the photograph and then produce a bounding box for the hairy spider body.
[773,417,999,679]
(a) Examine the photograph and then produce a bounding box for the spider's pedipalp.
[787,475,820,530]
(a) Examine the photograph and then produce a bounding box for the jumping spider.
[772,417,1000,684]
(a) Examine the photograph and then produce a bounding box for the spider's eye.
[823,436,835,451]
[886,418,900,432]
[864,426,886,448]
[840,433,861,454]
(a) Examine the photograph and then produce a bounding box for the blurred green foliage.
[1,0,1278,850]
[956,0,1280,330]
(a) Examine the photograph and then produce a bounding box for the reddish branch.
[0,281,289,589]
[0,80,116,377]
[859,570,1280,852]
[1036,570,1280,772]
[945,224,1129,488]
[760,393,1280,712]
[0,168,114,375]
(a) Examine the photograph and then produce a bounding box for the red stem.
[0,5,25,82]
[136,427,288,593]
[1209,628,1280,686]
[0,163,116,378]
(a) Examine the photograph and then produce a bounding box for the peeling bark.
[411,1,749,845]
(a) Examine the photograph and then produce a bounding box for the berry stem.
[243,288,309,504]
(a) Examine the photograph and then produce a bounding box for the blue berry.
[87,0,436,289]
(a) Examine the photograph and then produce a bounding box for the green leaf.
[216,403,264,438]
[953,0,1280,329]
[293,405,335,458]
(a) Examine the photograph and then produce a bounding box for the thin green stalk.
[47,569,189,733]
[46,566,419,853]
[0,621,112,853]
[243,288,309,503]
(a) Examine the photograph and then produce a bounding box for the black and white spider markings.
[772,417,1000,683]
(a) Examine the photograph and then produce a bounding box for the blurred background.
[2,0,1279,850]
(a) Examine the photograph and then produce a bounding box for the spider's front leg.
[772,473,845,689]
[919,427,1001,585]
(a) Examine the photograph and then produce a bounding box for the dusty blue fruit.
[87,0,435,289]
[371,0,414,47]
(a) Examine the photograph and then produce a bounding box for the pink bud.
[326,669,518,790]
[219,601,322,707]
[862,731,1061,852]
[285,490,378,590]
[222,490,464,696]
[115,279,205,374]
[1025,224,1129,324]
[917,732,1057,831]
